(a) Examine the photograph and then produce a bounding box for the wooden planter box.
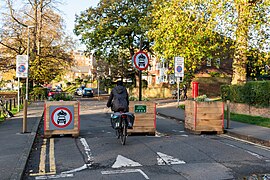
[185,100,224,134]
[128,101,156,135]
[44,101,80,138]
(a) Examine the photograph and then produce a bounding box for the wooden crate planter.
[128,101,156,135]
[44,101,80,138]
[185,100,224,134]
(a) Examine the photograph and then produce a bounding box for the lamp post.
[23,25,34,133]
[26,25,34,100]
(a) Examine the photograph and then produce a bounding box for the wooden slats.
[185,100,224,134]
[128,101,156,135]
[44,101,80,138]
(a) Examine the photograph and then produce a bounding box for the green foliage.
[221,81,270,107]
[194,95,209,102]
[48,93,73,101]
[74,0,152,80]
[30,86,47,99]
[149,0,231,76]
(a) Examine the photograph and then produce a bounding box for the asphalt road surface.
[23,99,270,180]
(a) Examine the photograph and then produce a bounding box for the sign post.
[174,57,184,106]
[16,55,28,133]
[133,51,150,101]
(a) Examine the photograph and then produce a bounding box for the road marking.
[61,164,88,174]
[50,138,56,173]
[101,169,149,179]
[40,139,47,174]
[157,152,186,165]
[112,155,142,168]
[220,134,270,151]
[79,137,94,166]
[246,151,264,159]
[35,173,74,179]
[30,138,56,177]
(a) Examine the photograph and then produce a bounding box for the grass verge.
[224,111,270,128]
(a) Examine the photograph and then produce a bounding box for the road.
[23,98,270,180]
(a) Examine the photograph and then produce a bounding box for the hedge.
[221,81,270,107]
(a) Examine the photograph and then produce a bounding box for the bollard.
[226,100,230,129]
[9,99,12,111]
[23,99,28,133]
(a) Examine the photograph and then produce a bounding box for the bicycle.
[111,112,134,145]
[0,99,14,119]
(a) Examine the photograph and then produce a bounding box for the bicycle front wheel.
[120,120,127,145]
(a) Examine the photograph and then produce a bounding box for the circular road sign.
[51,107,73,128]
[18,64,26,72]
[133,51,150,71]
[176,65,182,73]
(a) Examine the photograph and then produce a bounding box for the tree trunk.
[231,1,253,85]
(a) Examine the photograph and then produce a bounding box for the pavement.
[0,99,269,180]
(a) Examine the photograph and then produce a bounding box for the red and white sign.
[51,107,72,128]
[133,51,149,71]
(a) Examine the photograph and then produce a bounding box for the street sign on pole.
[16,55,28,78]
[174,57,184,78]
[133,51,150,71]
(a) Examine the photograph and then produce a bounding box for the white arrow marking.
[157,152,186,165]
[101,169,149,179]
[112,155,142,168]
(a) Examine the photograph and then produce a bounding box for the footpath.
[0,100,269,180]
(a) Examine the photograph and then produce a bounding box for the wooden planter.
[44,101,80,138]
[185,100,224,134]
[128,101,156,135]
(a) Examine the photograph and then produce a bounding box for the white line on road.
[220,134,270,151]
[35,173,74,179]
[101,169,149,179]
[112,155,142,168]
[157,152,186,165]
[79,137,94,166]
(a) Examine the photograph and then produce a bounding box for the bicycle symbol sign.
[51,107,72,128]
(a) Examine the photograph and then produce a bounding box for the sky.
[59,0,98,45]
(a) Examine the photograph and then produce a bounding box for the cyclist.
[107,80,129,112]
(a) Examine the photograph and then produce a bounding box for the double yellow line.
[30,138,56,176]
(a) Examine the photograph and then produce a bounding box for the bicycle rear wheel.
[120,119,127,145]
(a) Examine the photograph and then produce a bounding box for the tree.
[231,0,270,84]
[74,0,152,81]
[149,0,270,84]
[0,0,74,84]
[149,0,232,80]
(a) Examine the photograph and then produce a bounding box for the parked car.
[82,88,94,97]
[74,88,83,96]
[48,88,62,99]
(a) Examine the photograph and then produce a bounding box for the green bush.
[221,81,270,107]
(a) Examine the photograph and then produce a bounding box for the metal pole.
[98,77,100,97]
[139,70,142,101]
[177,77,180,106]
[26,27,30,100]
[17,77,20,112]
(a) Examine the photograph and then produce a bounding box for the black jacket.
[107,85,129,112]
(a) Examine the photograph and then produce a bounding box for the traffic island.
[128,101,156,135]
[185,100,224,134]
[43,101,80,138]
